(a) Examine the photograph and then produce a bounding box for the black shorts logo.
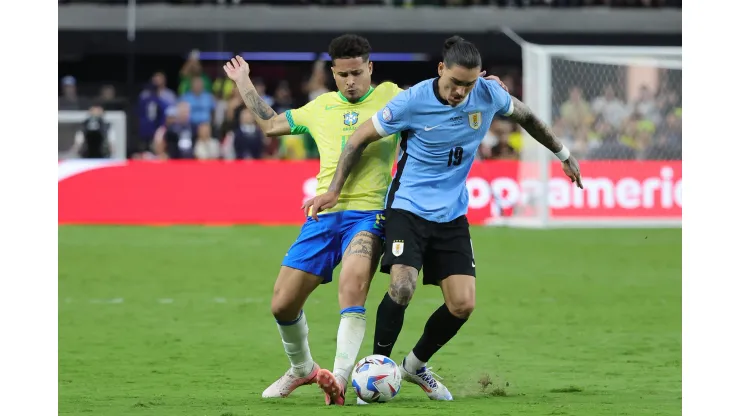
[392,240,404,257]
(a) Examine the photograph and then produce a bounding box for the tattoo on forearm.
[508,97,562,154]
[328,141,368,193]
[242,89,277,120]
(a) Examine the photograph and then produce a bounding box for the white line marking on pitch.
[61,297,453,306]
[89,298,124,304]
[235,298,264,304]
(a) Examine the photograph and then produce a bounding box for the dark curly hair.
[328,34,372,65]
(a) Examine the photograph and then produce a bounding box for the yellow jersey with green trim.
[286,82,404,214]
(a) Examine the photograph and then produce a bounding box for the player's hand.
[479,71,509,93]
[223,56,251,83]
[302,191,340,221]
[562,157,583,189]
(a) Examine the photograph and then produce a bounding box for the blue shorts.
[282,210,385,283]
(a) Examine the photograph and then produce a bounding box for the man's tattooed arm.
[328,140,368,193]
[507,96,564,155]
[327,119,382,194]
[233,79,291,136]
[242,89,276,120]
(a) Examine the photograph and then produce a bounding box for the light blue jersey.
[371,77,513,223]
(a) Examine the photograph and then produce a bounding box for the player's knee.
[388,265,418,306]
[447,298,475,319]
[338,271,371,307]
[270,296,301,322]
[388,282,415,306]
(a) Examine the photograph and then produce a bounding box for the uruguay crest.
[344,111,359,126]
[468,111,482,130]
[392,240,404,257]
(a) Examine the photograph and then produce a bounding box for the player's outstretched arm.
[302,120,382,219]
[508,97,562,154]
[330,120,383,193]
[223,56,291,137]
[508,96,583,188]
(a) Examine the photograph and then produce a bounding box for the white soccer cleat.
[400,359,453,401]
[261,363,320,398]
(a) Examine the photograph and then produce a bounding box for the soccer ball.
[351,354,402,403]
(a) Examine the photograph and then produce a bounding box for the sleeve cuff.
[285,110,296,131]
[502,97,514,116]
[371,113,390,137]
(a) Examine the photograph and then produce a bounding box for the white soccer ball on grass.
[350,354,402,403]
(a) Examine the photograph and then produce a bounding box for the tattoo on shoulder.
[508,96,532,121]
[244,90,276,120]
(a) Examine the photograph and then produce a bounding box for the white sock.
[403,350,426,373]
[333,306,367,385]
[276,310,314,377]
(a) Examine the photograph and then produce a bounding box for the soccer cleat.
[316,369,346,405]
[400,359,454,401]
[261,363,320,398]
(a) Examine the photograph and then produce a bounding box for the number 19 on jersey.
[447,146,463,167]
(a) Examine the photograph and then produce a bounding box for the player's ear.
[437,62,445,77]
[368,61,373,75]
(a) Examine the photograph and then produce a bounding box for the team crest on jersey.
[343,111,359,126]
[392,240,404,257]
[468,112,482,130]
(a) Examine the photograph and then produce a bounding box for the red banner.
[58,160,681,225]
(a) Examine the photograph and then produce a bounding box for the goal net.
[490,44,682,228]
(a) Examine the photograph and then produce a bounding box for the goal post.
[495,43,682,229]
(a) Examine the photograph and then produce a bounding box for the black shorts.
[380,208,476,286]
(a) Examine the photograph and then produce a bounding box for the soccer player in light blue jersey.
[305,36,583,402]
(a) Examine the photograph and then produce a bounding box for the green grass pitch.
[59,226,681,415]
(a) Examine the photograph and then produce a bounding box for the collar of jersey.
[337,86,375,104]
[432,77,469,107]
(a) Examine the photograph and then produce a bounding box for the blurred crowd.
[478,73,682,161]
[555,82,682,161]
[128,51,331,160]
[60,0,682,7]
[60,50,680,162]
[59,76,126,112]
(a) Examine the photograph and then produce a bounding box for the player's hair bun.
[443,36,465,53]
[441,35,481,69]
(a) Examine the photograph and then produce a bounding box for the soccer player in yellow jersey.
[224,34,506,406]
[224,35,400,406]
